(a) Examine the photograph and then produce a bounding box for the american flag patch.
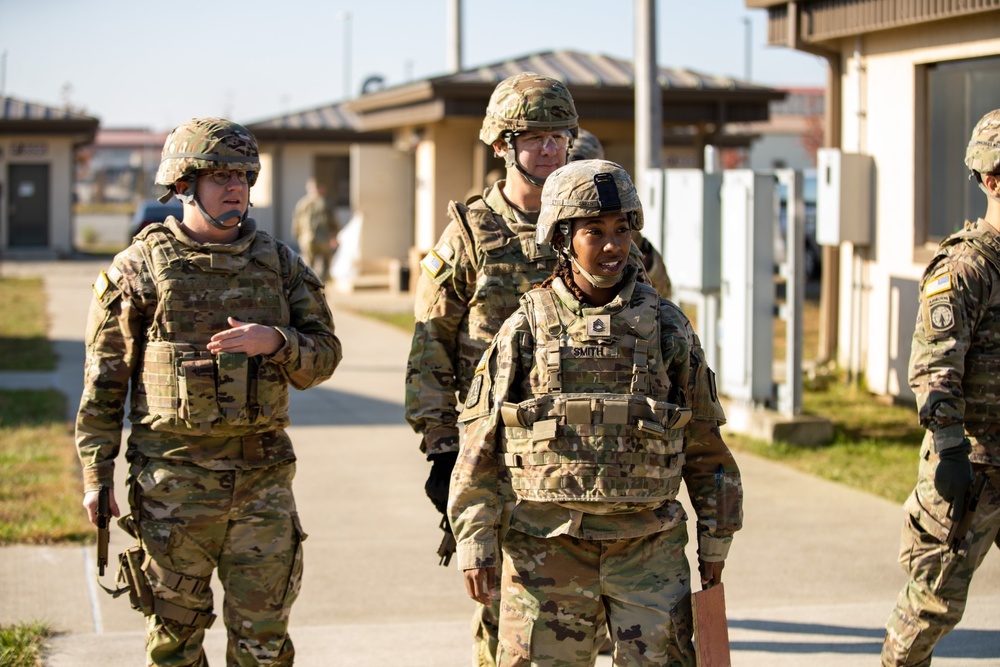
[924,274,952,297]
[420,250,445,277]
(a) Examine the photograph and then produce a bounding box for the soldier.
[568,128,673,299]
[405,71,581,665]
[292,178,340,283]
[76,117,342,666]
[450,160,743,665]
[882,109,1000,665]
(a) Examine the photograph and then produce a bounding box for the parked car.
[775,169,821,280]
[127,197,183,240]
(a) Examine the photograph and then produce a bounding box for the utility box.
[719,170,775,406]
[816,148,873,246]
[663,169,723,292]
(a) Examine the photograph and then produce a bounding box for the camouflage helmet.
[537,160,643,247]
[479,72,579,146]
[155,117,260,189]
[568,128,605,161]
[965,109,1000,174]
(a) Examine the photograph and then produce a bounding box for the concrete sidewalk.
[1,258,998,666]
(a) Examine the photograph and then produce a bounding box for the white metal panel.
[719,170,775,405]
[816,148,874,246]
[663,169,722,292]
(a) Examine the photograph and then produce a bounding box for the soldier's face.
[195,170,249,223]
[512,131,569,180]
[570,212,631,278]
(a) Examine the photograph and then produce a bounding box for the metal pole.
[634,0,662,198]
[338,12,352,99]
[447,0,462,73]
[743,17,752,82]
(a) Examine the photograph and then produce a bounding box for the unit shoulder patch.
[928,301,955,333]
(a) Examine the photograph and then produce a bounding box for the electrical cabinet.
[816,148,873,246]
[719,170,775,406]
[662,169,723,292]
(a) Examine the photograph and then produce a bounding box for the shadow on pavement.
[730,619,1000,658]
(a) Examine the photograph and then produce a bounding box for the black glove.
[934,440,974,503]
[425,451,458,515]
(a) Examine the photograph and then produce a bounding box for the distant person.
[75,117,342,666]
[292,178,340,282]
[450,159,743,664]
[568,128,673,299]
[881,108,1000,665]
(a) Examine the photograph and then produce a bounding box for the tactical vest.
[935,224,1000,423]
[129,224,292,435]
[450,197,557,392]
[500,281,691,511]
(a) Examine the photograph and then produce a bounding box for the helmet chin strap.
[177,178,248,231]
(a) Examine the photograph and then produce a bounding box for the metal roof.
[247,50,783,139]
[0,95,99,146]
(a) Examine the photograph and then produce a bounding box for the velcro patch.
[924,273,952,297]
[93,270,110,298]
[420,250,446,277]
[929,301,955,332]
[586,315,611,337]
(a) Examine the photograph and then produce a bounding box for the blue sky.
[1,0,826,131]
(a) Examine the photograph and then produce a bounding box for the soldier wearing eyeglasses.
[75,117,342,666]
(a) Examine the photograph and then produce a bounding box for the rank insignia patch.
[586,315,610,337]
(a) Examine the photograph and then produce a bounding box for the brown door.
[7,164,50,247]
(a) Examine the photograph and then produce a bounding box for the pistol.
[97,486,110,576]
[437,516,457,567]
[946,473,988,554]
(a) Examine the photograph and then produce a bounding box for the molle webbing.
[963,354,1000,421]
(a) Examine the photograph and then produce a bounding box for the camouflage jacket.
[405,181,652,457]
[405,183,558,456]
[448,272,743,571]
[76,217,342,491]
[292,193,339,246]
[635,233,672,300]
[909,217,1000,464]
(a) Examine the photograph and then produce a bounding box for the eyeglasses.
[201,170,251,185]
[514,132,570,151]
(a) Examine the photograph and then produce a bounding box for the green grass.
[0,621,54,667]
[354,310,416,332]
[0,278,56,371]
[0,389,91,544]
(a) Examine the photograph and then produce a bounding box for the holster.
[118,545,155,615]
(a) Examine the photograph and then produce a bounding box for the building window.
[927,55,1000,241]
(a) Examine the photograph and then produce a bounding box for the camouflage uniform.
[449,160,742,666]
[292,184,339,282]
[882,109,1000,666]
[76,118,342,667]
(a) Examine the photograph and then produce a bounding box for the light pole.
[338,11,352,99]
[743,16,752,82]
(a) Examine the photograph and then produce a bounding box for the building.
[0,95,99,257]
[747,0,1000,401]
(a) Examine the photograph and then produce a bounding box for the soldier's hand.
[935,440,974,503]
[698,559,724,589]
[425,451,458,514]
[83,489,120,525]
[207,317,283,357]
[464,567,496,604]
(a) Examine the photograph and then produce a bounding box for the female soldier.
[449,159,743,666]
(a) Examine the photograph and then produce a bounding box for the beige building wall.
[0,134,76,256]
[832,15,1000,399]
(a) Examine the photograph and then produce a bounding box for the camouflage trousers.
[496,524,693,667]
[882,446,1000,666]
[129,457,306,667]
[300,240,333,283]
